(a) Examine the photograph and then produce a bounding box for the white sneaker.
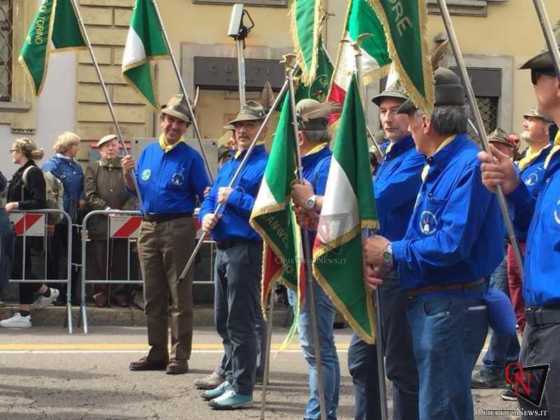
[33,288,60,308]
[0,313,32,328]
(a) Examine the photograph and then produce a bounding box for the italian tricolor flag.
[250,91,302,313]
[313,75,378,344]
[328,0,391,117]
[122,0,169,108]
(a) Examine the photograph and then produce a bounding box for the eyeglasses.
[530,68,558,85]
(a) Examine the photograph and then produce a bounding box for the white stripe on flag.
[317,158,358,243]
[333,34,381,92]
[122,28,146,70]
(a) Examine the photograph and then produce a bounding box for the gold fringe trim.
[312,228,376,344]
[368,0,434,113]
[290,0,323,85]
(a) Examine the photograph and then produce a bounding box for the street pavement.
[0,326,521,420]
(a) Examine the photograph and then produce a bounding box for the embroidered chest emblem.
[554,199,560,225]
[141,169,151,181]
[419,211,438,235]
[171,172,184,186]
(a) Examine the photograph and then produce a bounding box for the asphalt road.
[0,326,520,420]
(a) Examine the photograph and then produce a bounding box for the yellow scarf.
[159,133,184,153]
[518,144,549,171]
[545,131,560,169]
[421,135,455,182]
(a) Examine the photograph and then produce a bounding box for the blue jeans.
[289,282,341,420]
[407,291,488,420]
[482,258,520,371]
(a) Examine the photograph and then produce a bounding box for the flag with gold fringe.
[291,0,323,85]
[369,0,434,112]
[250,89,302,314]
[19,0,86,95]
[313,75,378,344]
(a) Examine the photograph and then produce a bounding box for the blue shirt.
[301,145,332,242]
[513,145,551,240]
[199,145,268,242]
[135,142,209,215]
[42,155,84,220]
[392,134,504,290]
[508,150,560,307]
[374,135,424,241]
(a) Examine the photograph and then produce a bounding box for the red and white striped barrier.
[9,213,46,237]
[109,215,142,239]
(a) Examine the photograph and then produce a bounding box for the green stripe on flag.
[291,0,322,85]
[122,0,170,108]
[369,0,434,112]
[313,76,378,344]
[51,0,86,50]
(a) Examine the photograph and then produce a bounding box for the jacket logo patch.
[554,199,560,225]
[419,211,437,235]
[141,169,151,181]
[524,173,539,187]
[171,172,184,186]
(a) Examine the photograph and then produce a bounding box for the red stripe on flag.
[14,213,43,236]
[112,216,142,238]
[328,83,346,125]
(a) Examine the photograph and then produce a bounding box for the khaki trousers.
[137,216,195,362]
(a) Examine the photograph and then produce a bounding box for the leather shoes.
[129,356,168,371]
[166,360,189,375]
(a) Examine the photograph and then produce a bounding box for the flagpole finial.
[351,33,373,56]
[281,53,298,73]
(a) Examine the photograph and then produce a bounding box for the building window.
[0,0,12,102]
[477,96,499,134]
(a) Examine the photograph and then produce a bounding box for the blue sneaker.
[201,381,232,401]
[209,389,253,410]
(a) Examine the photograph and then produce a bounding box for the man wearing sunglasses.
[479,42,560,419]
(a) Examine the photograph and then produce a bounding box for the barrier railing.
[8,209,73,334]
[80,209,143,334]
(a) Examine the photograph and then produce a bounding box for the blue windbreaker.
[374,135,424,242]
[199,145,268,242]
[42,155,84,220]
[135,142,209,215]
[508,149,560,307]
[392,134,504,290]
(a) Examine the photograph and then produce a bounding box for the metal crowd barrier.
[8,209,73,334]
[80,209,143,334]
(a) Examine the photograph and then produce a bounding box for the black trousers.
[13,237,42,305]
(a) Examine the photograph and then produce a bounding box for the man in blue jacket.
[347,86,423,420]
[363,68,504,420]
[198,101,267,410]
[479,42,560,420]
[122,94,210,375]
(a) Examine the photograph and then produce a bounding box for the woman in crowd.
[0,138,59,328]
[42,131,85,304]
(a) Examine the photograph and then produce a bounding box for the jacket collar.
[385,135,415,160]
[302,143,330,168]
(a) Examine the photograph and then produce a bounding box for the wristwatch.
[304,194,317,210]
[383,243,393,269]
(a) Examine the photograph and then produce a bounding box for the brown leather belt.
[407,278,486,297]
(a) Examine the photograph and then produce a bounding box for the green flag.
[291,0,322,85]
[313,76,378,344]
[122,0,170,108]
[19,0,86,95]
[250,91,301,311]
[295,41,334,102]
[369,0,434,112]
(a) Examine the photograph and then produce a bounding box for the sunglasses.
[531,68,558,85]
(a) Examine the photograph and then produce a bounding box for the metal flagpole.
[532,0,560,78]
[259,293,275,420]
[436,0,524,274]
[68,0,144,208]
[285,54,328,420]
[177,78,290,282]
[351,39,389,420]
[151,0,214,182]
[236,40,247,107]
